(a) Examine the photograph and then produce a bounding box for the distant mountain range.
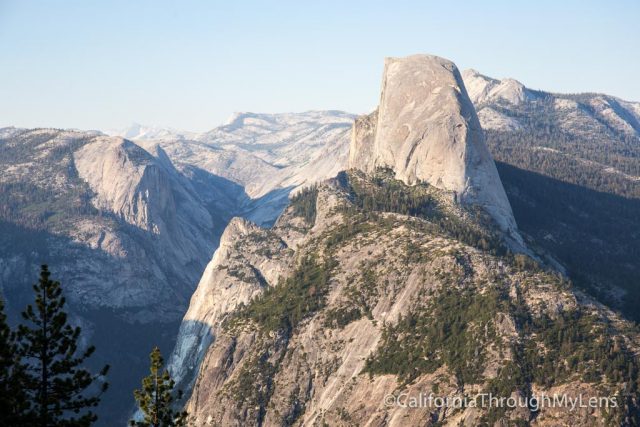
[1,59,639,425]
[167,55,640,426]
[464,68,640,137]
[462,69,640,323]
[0,111,352,425]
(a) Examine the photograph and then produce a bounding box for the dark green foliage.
[509,253,542,273]
[483,305,640,425]
[130,347,188,427]
[16,265,109,426]
[324,266,379,329]
[226,266,257,284]
[0,299,29,426]
[484,104,640,322]
[323,306,363,329]
[342,168,439,218]
[497,161,640,322]
[289,186,319,224]
[228,353,278,424]
[337,169,507,255]
[522,310,638,387]
[322,218,380,251]
[0,181,97,231]
[364,275,639,424]
[485,106,640,199]
[365,287,505,385]
[0,132,98,231]
[480,361,531,425]
[232,255,334,333]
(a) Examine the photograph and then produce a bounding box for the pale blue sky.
[1,0,638,131]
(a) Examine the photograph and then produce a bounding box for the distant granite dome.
[349,54,520,241]
[461,69,533,105]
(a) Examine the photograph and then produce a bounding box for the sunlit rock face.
[350,54,520,240]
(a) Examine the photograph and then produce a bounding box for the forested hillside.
[477,89,640,321]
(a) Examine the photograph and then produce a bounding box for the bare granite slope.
[174,171,640,426]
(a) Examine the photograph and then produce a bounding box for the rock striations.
[5,55,640,426]
[169,55,640,426]
[0,130,225,425]
[74,137,215,275]
[173,171,640,426]
[349,55,520,243]
[167,217,294,392]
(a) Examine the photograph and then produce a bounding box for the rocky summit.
[0,114,351,426]
[168,55,640,426]
[3,52,640,426]
[349,55,520,243]
[173,170,640,426]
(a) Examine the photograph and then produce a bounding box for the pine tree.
[131,346,188,427]
[17,265,109,427]
[0,298,29,425]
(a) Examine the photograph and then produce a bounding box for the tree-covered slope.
[463,76,640,322]
[177,170,640,426]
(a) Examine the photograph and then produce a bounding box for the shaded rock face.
[347,109,377,173]
[76,138,180,235]
[74,137,215,277]
[349,55,519,239]
[0,112,355,425]
[0,129,225,426]
[175,172,640,427]
[130,111,355,227]
[167,217,294,392]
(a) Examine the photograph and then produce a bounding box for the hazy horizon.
[1,0,638,132]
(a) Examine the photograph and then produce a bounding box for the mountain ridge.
[172,169,640,426]
[462,68,640,137]
[3,58,640,426]
[166,54,640,426]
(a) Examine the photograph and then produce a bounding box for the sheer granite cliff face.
[0,130,226,425]
[74,137,216,280]
[173,172,640,426]
[172,55,640,426]
[347,110,378,174]
[167,217,296,393]
[349,55,520,242]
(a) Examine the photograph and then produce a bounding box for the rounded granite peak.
[384,53,457,69]
[350,54,522,244]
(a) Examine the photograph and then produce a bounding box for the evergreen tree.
[0,298,29,425]
[131,346,188,427]
[17,265,109,427]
